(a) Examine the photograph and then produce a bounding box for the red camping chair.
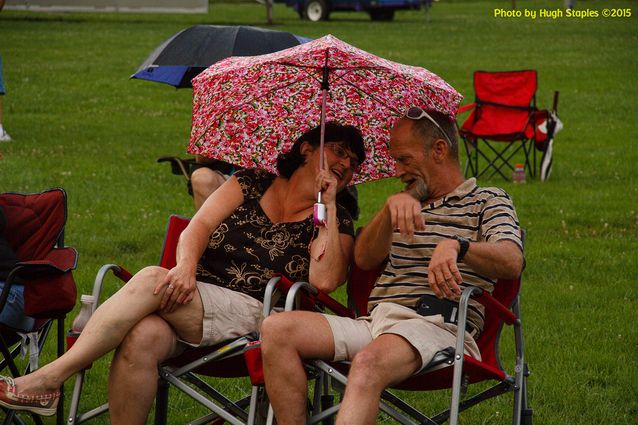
[0,188,79,425]
[278,259,532,425]
[67,215,280,425]
[458,70,558,181]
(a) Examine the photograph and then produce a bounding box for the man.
[260,106,524,425]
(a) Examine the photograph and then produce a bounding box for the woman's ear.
[299,141,315,158]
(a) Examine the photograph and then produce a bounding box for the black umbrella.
[131,25,311,88]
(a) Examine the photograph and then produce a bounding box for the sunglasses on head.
[405,106,453,147]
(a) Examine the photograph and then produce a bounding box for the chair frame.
[0,188,78,425]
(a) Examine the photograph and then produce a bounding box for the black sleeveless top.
[196,168,355,301]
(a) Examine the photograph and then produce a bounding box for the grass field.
[1,0,637,423]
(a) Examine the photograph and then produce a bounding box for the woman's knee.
[118,316,175,363]
[125,266,168,294]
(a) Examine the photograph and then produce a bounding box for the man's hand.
[428,239,463,299]
[386,192,425,236]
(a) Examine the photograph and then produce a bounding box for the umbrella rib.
[281,63,406,116]
[332,68,405,116]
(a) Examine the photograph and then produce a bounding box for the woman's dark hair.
[276,122,366,178]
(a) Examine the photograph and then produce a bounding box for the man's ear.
[431,138,448,162]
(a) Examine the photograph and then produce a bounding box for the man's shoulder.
[472,184,512,201]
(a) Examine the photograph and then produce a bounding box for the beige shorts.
[323,302,480,371]
[178,282,263,348]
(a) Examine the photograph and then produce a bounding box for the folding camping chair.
[67,215,281,425]
[277,259,532,425]
[0,188,79,425]
[458,70,559,181]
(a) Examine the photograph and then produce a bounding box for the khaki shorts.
[178,282,263,348]
[323,302,480,371]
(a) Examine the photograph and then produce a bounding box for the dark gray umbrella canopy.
[132,25,309,88]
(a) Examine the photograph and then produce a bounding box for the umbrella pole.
[314,56,330,226]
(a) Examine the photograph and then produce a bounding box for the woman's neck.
[261,174,315,223]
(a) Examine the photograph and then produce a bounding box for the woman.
[0,122,365,423]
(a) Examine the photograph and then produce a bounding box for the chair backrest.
[474,70,537,108]
[461,70,538,140]
[347,261,381,316]
[0,189,67,262]
[474,276,520,368]
[0,188,77,319]
[159,215,190,269]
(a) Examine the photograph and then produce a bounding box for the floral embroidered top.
[196,168,355,301]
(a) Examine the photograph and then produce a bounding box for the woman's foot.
[0,376,60,416]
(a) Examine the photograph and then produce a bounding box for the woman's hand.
[315,169,339,205]
[153,262,197,313]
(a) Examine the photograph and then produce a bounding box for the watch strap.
[452,235,470,262]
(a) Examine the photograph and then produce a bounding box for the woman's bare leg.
[11,266,172,394]
[108,285,205,425]
[108,315,179,425]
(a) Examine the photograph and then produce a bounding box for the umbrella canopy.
[189,34,462,185]
[131,25,311,88]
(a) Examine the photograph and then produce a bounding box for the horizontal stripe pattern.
[368,178,523,332]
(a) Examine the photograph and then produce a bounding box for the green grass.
[1,0,637,423]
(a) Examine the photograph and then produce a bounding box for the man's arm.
[428,238,524,299]
[354,192,424,270]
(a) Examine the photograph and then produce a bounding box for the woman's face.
[320,140,360,190]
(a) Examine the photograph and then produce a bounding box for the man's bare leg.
[261,311,336,425]
[336,334,421,425]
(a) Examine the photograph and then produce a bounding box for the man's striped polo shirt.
[368,178,523,333]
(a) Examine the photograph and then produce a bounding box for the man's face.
[389,119,432,201]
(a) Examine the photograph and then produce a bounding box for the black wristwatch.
[452,235,470,262]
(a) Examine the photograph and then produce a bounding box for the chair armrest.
[12,247,79,279]
[157,156,195,180]
[90,264,133,312]
[457,103,476,114]
[277,275,355,319]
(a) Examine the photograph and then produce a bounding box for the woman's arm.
[155,176,245,311]
[308,170,354,293]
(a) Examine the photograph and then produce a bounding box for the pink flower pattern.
[189,35,462,184]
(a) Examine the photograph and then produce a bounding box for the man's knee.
[348,348,391,390]
[260,315,290,350]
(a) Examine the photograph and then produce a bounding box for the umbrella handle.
[313,202,326,227]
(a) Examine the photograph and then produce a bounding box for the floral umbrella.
[189,34,462,185]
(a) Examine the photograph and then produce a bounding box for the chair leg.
[57,317,65,425]
[154,377,169,425]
